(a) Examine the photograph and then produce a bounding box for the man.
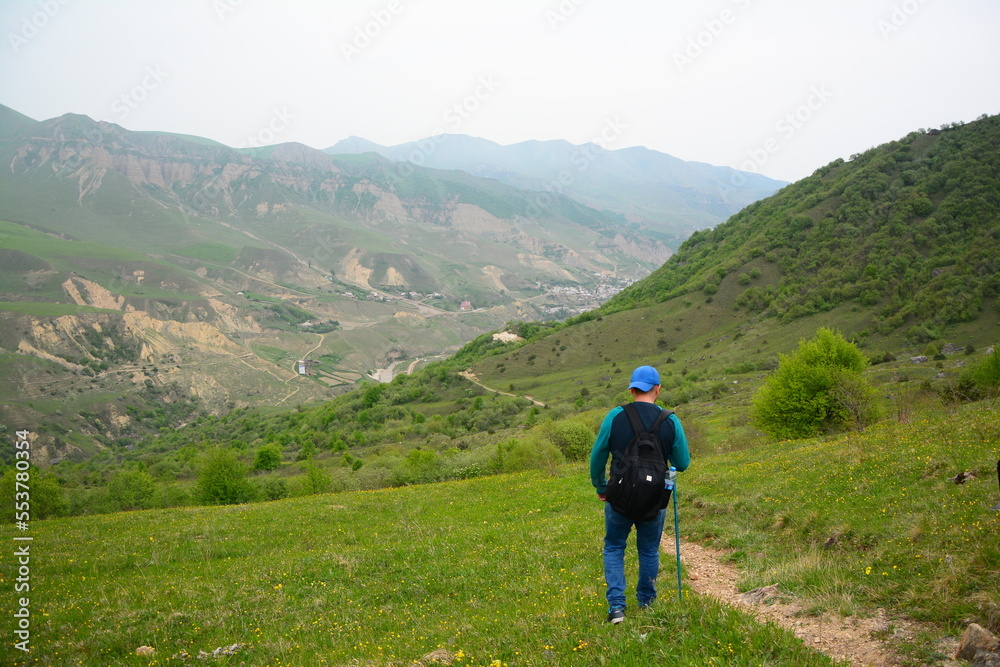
[589,364,690,624]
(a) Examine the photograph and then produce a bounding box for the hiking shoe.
[607,607,625,624]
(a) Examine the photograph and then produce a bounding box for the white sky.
[1,0,998,182]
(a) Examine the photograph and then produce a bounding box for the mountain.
[0,104,678,455]
[326,133,788,244]
[7,105,997,474]
[462,114,1000,408]
[601,114,1000,332]
[9,113,1000,561]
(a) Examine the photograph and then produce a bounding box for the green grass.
[0,219,147,263]
[172,243,240,263]
[683,405,1000,636]
[251,344,291,365]
[6,470,842,666]
[0,301,120,316]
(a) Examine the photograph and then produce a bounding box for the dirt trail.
[459,370,546,406]
[672,540,959,667]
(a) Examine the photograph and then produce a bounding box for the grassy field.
[0,302,120,316]
[8,471,840,666]
[5,403,998,666]
[683,404,1000,664]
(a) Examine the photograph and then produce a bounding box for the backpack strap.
[623,403,673,451]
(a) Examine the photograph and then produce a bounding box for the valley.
[3,103,737,457]
[0,107,998,667]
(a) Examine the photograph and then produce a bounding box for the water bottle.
[665,466,677,491]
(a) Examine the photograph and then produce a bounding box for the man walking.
[589,365,690,624]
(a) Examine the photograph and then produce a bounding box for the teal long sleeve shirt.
[589,403,690,494]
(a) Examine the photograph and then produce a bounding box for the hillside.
[5,115,998,475]
[5,405,996,665]
[0,104,687,458]
[602,114,1000,331]
[447,124,998,428]
[327,133,788,245]
[4,114,1000,665]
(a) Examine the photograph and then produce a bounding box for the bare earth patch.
[672,539,961,667]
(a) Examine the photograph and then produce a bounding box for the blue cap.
[628,365,660,392]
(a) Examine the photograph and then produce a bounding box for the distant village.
[325,273,635,316]
[541,274,636,316]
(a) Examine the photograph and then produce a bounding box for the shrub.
[253,444,283,471]
[196,447,257,505]
[498,435,564,473]
[752,328,878,440]
[300,460,332,495]
[255,475,289,501]
[946,346,1000,401]
[0,467,67,521]
[965,346,1000,390]
[542,419,594,461]
[107,466,157,511]
[396,448,442,485]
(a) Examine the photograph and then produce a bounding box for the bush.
[541,419,594,461]
[253,475,289,501]
[946,346,1000,402]
[299,460,332,495]
[107,466,157,511]
[498,435,564,473]
[253,444,283,471]
[964,346,1000,391]
[752,328,878,440]
[0,467,67,521]
[196,447,257,505]
[396,448,442,485]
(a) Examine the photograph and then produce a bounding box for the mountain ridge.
[0,103,690,454]
[325,132,789,243]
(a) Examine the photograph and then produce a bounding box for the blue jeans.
[603,503,666,610]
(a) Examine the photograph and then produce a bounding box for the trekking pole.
[667,467,683,601]
[992,460,1000,511]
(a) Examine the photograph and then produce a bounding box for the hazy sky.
[2,0,998,182]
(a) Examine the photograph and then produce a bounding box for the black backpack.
[605,403,673,522]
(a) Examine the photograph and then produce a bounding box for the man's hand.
[597,493,607,502]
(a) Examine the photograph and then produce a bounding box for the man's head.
[628,365,660,393]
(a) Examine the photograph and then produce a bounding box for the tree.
[541,419,594,461]
[301,460,332,495]
[295,439,316,461]
[253,444,283,471]
[107,466,157,511]
[1,467,67,521]
[196,447,257,505]
[965,346,1000,391]
[752,328,880,440]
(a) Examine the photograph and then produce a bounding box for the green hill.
[4,404,996,665]
[603,115,1000,336]
[15,115,999,506]
[3,114,1000,665]
[326,133,789,245]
